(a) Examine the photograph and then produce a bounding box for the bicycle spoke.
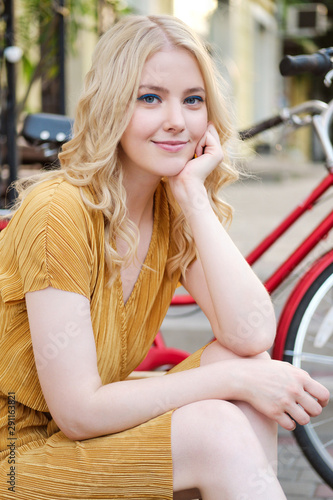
[322,438,333,449]
[311,416,333,428]
[284,350,333,365]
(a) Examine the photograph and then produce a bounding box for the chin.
[166,159,188,177]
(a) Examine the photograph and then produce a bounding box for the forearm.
[66,360,240,440]
[55,345,329,441]
[181,183,276,354]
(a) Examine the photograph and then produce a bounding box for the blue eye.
[137,94,161,104]
[184,96,204,105]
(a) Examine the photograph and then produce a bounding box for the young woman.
[0,14,329,500]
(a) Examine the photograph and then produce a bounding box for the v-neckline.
[117,188,159,309]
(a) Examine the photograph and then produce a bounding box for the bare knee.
[171,399,262,492]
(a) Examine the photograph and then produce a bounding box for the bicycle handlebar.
[239,115,284,140]
[239,100,329,141]
[279,48,333,76]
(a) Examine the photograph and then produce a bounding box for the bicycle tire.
[283,259,333,488]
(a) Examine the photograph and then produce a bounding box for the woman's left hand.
[168,123,223,209]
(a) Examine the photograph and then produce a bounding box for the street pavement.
[161,154,333,499]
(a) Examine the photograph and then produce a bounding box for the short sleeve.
[0,179,97,303]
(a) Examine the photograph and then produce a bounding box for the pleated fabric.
[0,178,204,499]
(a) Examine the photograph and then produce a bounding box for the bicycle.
[241,50,333,487]
[135,47,333,489]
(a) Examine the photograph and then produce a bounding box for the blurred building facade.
[208,0,281,130]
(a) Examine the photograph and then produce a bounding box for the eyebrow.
[138,85,206,95]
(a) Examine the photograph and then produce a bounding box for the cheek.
[191,110,208,139]
[120,118,146,154]
[127,110,157,139]
[121,110,146,144]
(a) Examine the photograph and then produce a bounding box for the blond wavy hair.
[13,14,239,285]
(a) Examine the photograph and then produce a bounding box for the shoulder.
[14,177,97,230]
[1,177,103,258]
[22,177,90,213]
[0,178,102,300]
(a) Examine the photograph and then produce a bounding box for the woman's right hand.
[235,358,330,431]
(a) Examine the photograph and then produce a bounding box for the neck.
[122,171,161,226]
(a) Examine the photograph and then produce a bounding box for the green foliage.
[98,0,133,35]
[15,0,132,112]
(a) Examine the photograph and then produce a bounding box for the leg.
[200,340,278,468]
[171,399,286,500]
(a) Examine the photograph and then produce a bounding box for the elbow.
[234,331,275,357]
[59,419,103,441]
[233,316,277,357]
[62,425,88,442]
[236,296,277,356]
[229,334,275,358]
[226,340,270,358]
[219,307,277,357]
[51,401,98,441]
[49,381,105,441]
[54,414,91,441]
[53,391,117,441]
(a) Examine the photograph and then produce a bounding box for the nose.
[163,100,185,133]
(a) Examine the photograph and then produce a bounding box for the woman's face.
[119,47,208,180]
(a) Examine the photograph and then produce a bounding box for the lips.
[152,140,188,152]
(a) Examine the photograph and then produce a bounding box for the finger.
[286,403,311,426]
[297,392,325,417]
[195,132,208,158]
[197,131,223,162]
[285,391,325,426]
[195,123,220,158]
[276,412,298,432]
[207,122,220,141]
[304,378,330,407]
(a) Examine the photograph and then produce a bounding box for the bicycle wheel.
[283,259,333,487]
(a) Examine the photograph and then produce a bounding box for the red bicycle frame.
[247,172,333,294]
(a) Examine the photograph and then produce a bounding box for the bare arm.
[170,123,276,356]
[26,287,328,441]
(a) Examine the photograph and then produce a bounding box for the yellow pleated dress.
[0,178,205,499]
